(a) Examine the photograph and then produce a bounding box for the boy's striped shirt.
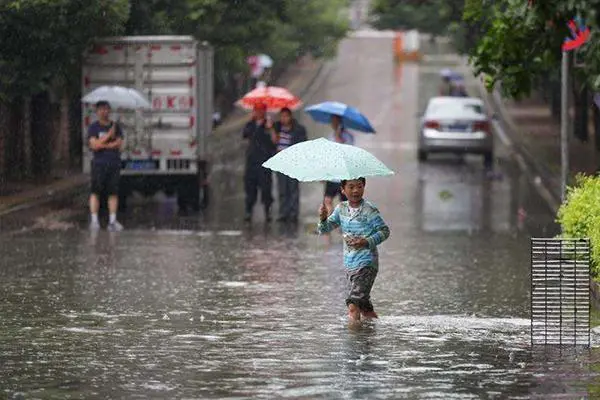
[318,200,390,270]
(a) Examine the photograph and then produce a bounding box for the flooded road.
[3,33,600,399]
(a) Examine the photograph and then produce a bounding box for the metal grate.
[167,159,191,170]
[531,238,590,347]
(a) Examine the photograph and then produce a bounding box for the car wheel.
[483,151,493,168]
[418,150,428,162]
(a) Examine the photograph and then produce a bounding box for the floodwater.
[3,30,600,400]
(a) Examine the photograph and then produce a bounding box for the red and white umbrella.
[236,85,302,112]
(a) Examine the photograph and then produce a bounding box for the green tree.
[0,0,130,101]
[124,0,349,100]
[370,0,462,37]
[466,0,600,99]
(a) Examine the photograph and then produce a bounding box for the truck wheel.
[176,177,199,212]
[201,183,210,209]
[189,181,202,212]
[483,151,493,168]
[118,192,128,211]
[177,192,188,212]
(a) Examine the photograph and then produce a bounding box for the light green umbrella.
[262,137,394,181]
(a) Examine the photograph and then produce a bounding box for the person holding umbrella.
[260,138,394,325]
[303,101,375,215]
[242,103,276,222]
[269,107,308,223]
[324,115,354,213]
[439,69,453,96]
[88,100,124,231]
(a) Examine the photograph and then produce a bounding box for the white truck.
[81,36,213,211]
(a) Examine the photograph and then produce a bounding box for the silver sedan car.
[418,96,494,167]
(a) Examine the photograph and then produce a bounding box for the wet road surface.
[3,33,600,399]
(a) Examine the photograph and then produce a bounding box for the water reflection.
[416,158,558,237]
[417,158,495,232]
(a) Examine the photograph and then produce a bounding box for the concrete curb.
[462,57,561,213]
[0,176,89,217]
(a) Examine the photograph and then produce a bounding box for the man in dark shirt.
[88,101,124,231]
[268,107,307,223]
[242,103,276,222]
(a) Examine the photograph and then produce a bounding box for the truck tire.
[177,191,188,212]
[483,151,493,169]
[176,177,200,212]
[118,178,130,211]
[201,183,210,209]
[118,191,128,211]
[189,182,201,212]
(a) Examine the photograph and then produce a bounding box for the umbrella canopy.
[304,101,376,133]
[449,72,465,82]
[440,68,453,78]
[262,137,393,181]
[82,86,151,109]
[236,86,302,112]
[257,54,274,68]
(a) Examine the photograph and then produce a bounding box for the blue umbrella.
[450,72,465,82]
[304,101,376,133]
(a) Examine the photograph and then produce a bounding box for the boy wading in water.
[317,178,390,323]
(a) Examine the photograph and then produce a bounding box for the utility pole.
[559,15,590,201]
[560,51,569,202]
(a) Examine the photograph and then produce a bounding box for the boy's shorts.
[345,266,377,312]
[91,162,121,196]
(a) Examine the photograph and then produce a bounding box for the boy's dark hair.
[280,107,292,115]
[96,100,111,109]
[341,177,366,187]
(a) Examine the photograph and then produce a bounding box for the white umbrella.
[439,68,453,78]
[257,54,273,68]
[82,86,151,109]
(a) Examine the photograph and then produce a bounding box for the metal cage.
[531,238,590,347]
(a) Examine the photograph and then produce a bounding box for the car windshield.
[427,101,485,116]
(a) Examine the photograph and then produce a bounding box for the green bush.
[557,174,600,276]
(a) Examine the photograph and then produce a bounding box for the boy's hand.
[318,204,328,221]
[347,237,368,248]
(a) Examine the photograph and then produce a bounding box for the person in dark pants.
[242,103,276,222]
[269,107,307,223]
[88,101,124,231]
[323,115,354,215]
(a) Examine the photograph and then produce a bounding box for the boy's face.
[96,105,111,120]
[342,180,365,204]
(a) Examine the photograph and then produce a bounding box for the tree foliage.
[465,0,600,99]
[370,0,463,36]
[0,0,129,100]
[0,0,349,101]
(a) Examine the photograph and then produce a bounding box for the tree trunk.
[594,103,600,156]
[54,93,70,171]
[31,92,52,178]
[0,101,8,192]
[22,98,33,179]
[574,85,588,142]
